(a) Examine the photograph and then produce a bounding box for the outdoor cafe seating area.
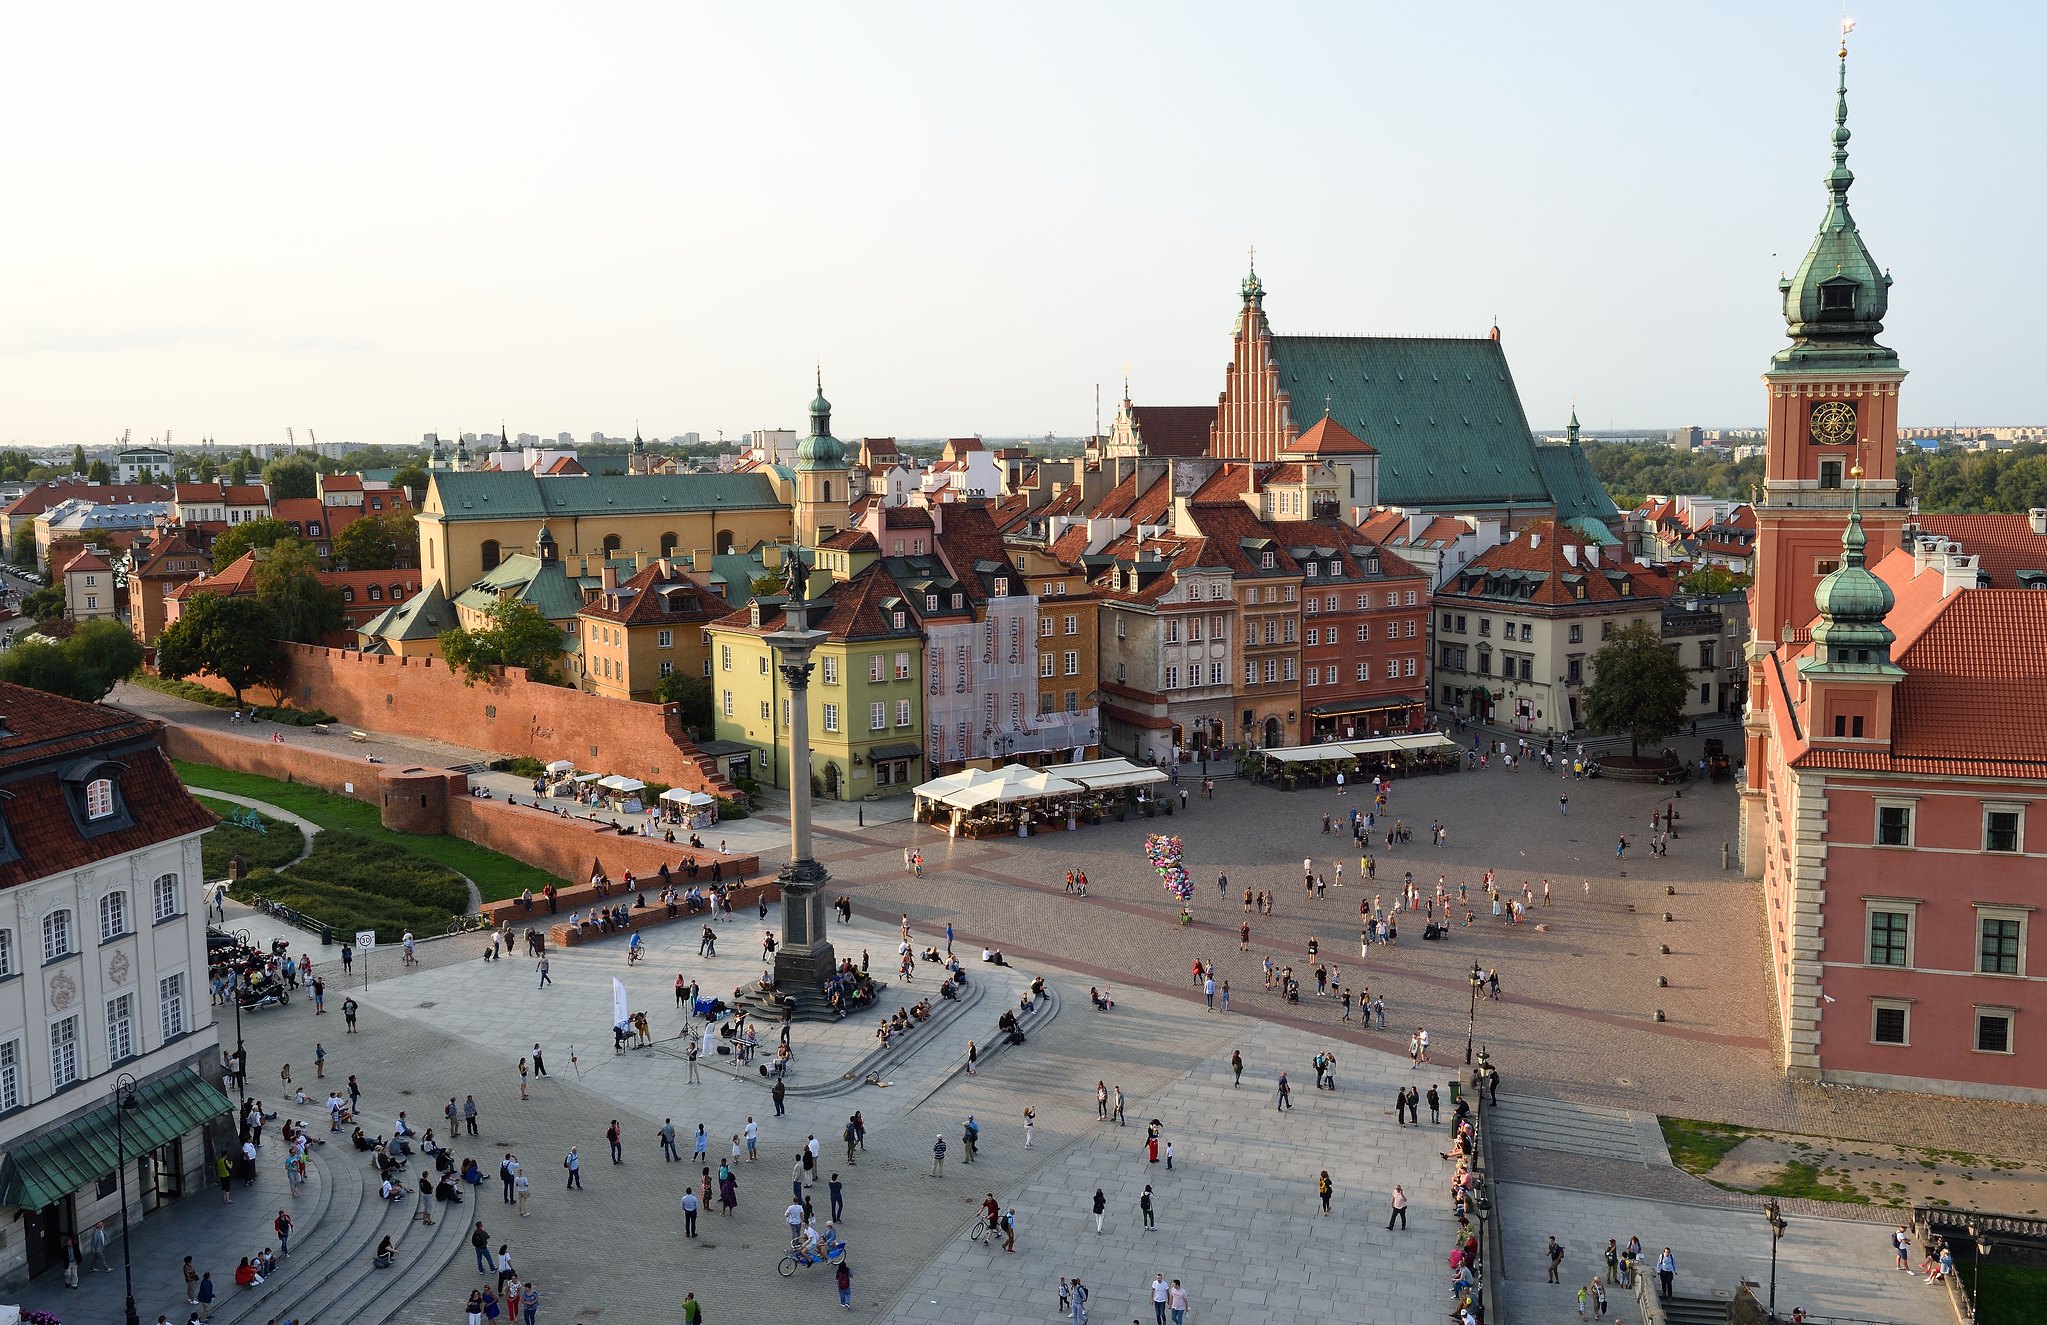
[1245,732,1462,791]
[911,757,1171,838]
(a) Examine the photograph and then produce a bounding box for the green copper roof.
[1534,442,1620,525]
[454,552,589,624]
[1774,49,1896,373]
[1805,486,1902,676]
[358,580,453,642]
[428,471,782,522]
[1268,334,1550,507]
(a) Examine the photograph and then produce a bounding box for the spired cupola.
[1803,472,1901,673]
[792,370,849,546]
[1774,40,1896,372]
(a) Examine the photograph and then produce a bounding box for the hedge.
[193,796,306,878]
[227,829,469,939]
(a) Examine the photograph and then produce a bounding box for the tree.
[655,673,714,730]
[0,619,142,702]
[332,510,416,570]
[1581,621,1690,760]
[227,457,250,486]
[1678,565,1754,596]
[9,523,37,569]
[210,517,295,572]
[391,463,428,497]
[84,459,111,483]
[252,537,344,643]
[439,597,566,685]
[70,444,86,474]
[155,593,286,708]
[748,573,786,597]
[262,456,319,501]
[19,584,66,621]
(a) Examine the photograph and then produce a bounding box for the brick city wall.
[162,725,759,891]
[183,643,739,800]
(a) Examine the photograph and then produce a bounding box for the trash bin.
[321,924,334,947]
[1447,1080,1461,1105]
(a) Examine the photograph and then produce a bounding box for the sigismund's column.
[764,600,836,994]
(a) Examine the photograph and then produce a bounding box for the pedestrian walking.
[536,955,551,988]
[1387,1184,1408,1230]
[514,1170,530,1216]
[342,997,358,1032]
[931,1135,946,1177]
[472,1221,493,1273]
[563,1148,581,1189]
[1151,1275,1169,1325]
[1230,1050,1243,1086]
[1096,1081,1109,1120]
[1318,1171,1333,1215]
[606,1121,622,1164]
[1092,1188,1106,1235]
[1277,1072,1292,1110]
[1547,1235,1566,1284]
[1140,1184,1155,1231]
[1657,1248,1677,1300]
[1023,1106,1035,1148]
[1070,1277,1089,1325]
[828,1172,844,1221]
[837,1259,853,1309]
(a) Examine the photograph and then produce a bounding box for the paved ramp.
[1487,1094,1671,1165]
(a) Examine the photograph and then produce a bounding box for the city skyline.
[2,2,2040,445]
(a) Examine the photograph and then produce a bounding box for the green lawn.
[1659,1117,1752,1175]
[192,795,306,878]
[1752,1159,1870,1204]
[176,761,562,902]
[1976,1261,2047,1325]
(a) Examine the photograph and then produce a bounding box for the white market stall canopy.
[1057,757,1170,791]
[926,765,1084,810]
[598,775,647,793]
[546,759,575,774]
[572,772,602,783]
[911,768,985,801]
[1261,733,1457,763]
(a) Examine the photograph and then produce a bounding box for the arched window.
[659,532,678,558]
[98,891,128,942]
[716,529,735,556]
[822,480,833,504]
[480,540,502,572]
[152,874,180,923]
[42,909,72,962]
[601,534,622,556]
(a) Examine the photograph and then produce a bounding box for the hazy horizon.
[3,2,2038,447]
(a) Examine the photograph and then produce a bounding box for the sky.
[1,2,2039,448]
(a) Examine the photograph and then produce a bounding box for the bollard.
[1654,1009,1666,1022]
[858,807,864,828]
[1659,944,1669,956]
[1663,912,1674,922]
[1657,976,1668,988]
[1721,841,1730,871]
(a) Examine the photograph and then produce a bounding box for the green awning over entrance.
[0,1071,231,1210]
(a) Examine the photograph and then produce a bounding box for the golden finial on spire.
[1840,9,1855,59]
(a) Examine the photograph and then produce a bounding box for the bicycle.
[968,1218,999,1244]
[777,1237,847,1277]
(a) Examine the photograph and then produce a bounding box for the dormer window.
[892,611,906,629]
[993,578,1009,597]
[1818,279,1857,319]
[1303,563,1317,578]
[951,593,963,609]
[1260,552,1275,570]
[925,594,938,611]
[85,778,114,820]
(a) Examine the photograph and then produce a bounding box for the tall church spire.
[1775,37,1894,368]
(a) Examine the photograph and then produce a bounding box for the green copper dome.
[1775,48,1895,371]
[1809,496,1896,662]
[794,370,847,471]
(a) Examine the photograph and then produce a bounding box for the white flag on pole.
[612,977,630,1028]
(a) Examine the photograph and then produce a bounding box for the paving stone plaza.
[24,705,1980,1324]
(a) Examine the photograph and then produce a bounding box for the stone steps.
[208,1132,359,1325]
[1483,1094,1667,1166]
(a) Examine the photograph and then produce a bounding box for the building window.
[42,910,72,963]
[1304,668,1317,688]
[1975,1008,2014,1055]
[1282,657,1295,681]
[821,703,839,733]
[925,595,938,612]
[759,700,772,721]
[870,702,887,731]
[0,929,11,977]
[1977,912,2025,976]
[1040,655,1054,678]
[1601,621,1615,640]
[721,645,732,671]
[1404,658,1417,677]
[1569,624,1583,643]
[1262,659,1277,684]
[1244,661,1255,686]
[1478,618,1490,636]
[1984,807,2023,853]
[1305,628,1319,647]
[893,612,906,629]
[721,690,734,717]
[657,629,673,648]
[897,700,912,727]
[1062,614,1078,635]
[1164,620,1179,643]
[159,973,186,1040]
[1357,662,1370,682]
[49,1016,79,1089]
[1165,666,1180,690]
[1259,552,1274,569]
[106,993,134,1063]
[99,892,128,942]
[1567,657,1583,685]
[821,657,838,685]
[659,661,674,677]
[1876,803,1913,847]
[1407,620,1419,639]
[1040,617,1054,638]
[0,1039,17,1110]
[85,778,115,821]
[1870,1002,1909,1046]
[1866,909,1911,967]
[1067,690,1081,712]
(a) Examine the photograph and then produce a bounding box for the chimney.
[1563,544,1578,567]
[1528,530,1542,550]
[2030,508,2046,536]
[600,564,618,591]
[1584,543,1599,568]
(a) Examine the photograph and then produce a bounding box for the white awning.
[546,759,575,774]
[939,765,1083,809]
[1059,757,1170,790]
[573,772,602,783]
[911,768,985,801]
[658,787,692,803]
[598,775,647,793]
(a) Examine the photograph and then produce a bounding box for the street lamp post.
[113,1072,141,1325]
[1762,1197,1788,1321]
[1464,961,1484,1065]
[1969,1225,1992,1322]
[229,929,250,1109]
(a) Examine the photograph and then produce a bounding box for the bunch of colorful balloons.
[1145,833,1193,901]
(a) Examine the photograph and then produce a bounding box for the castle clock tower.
[1743,37,1908,872]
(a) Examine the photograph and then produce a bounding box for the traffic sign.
[354,930,377,950]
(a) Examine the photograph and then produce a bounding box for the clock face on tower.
[1809,399,1858,446]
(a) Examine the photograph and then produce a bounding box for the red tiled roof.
[544,457,588,476]
[820,529,878,552]
[133,534,207,579]
[1127,405,1216,458]
[60,549,111,574]
[710,565,913,645]
[221,485,268,506]
[882,508,934,530]
[1100,701,1172,731]
[1268,520,1427,582]
[271,498,327,530]
[579,561,721,626]
[1286,416,1375,456]
[320,474,364,491]
[1185,502,1297,577]
[0,683,216,889]
[1911,514,2047,588]
[1442,519,1660,607]
[1889,589,2047,766]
